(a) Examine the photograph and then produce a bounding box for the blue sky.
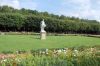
[0,0,100,21]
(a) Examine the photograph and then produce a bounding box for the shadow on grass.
[86,35,100,38]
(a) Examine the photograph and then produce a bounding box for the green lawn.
[0,35,100,52]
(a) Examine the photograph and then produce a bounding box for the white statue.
[41,19,46,32]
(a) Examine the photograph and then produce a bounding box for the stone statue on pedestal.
[40,19,46,40]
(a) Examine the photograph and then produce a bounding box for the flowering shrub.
[0,47,100,66]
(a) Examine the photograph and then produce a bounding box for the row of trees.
[0,6,100,34]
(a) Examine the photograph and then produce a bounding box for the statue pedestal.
[40,31,46,40]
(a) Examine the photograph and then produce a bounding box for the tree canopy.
[0,6,100,34]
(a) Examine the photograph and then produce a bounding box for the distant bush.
[2,50,13,54]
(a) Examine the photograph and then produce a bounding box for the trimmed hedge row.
[0,13,100,34]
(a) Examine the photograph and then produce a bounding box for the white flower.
[46,49,48,52]
[1,59,7,63]
[64,52,67,54]
[46,52,48,54]
[58,49,62,53]
[15,58,21,62]
[74,50,78,53]
[42,51,45,54]
[3,59,7,62]
[73,54,76,57]
[63,50,66,52]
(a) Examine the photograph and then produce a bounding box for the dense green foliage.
[0,6,100,34]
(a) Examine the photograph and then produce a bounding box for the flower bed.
[0,47,100,66]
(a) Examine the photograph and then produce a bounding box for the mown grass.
[0,35,100,52]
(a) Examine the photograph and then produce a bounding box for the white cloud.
[60,0,100,21]
[0,0,38,10]
[20,1,37,10]
[0,0,20,9]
